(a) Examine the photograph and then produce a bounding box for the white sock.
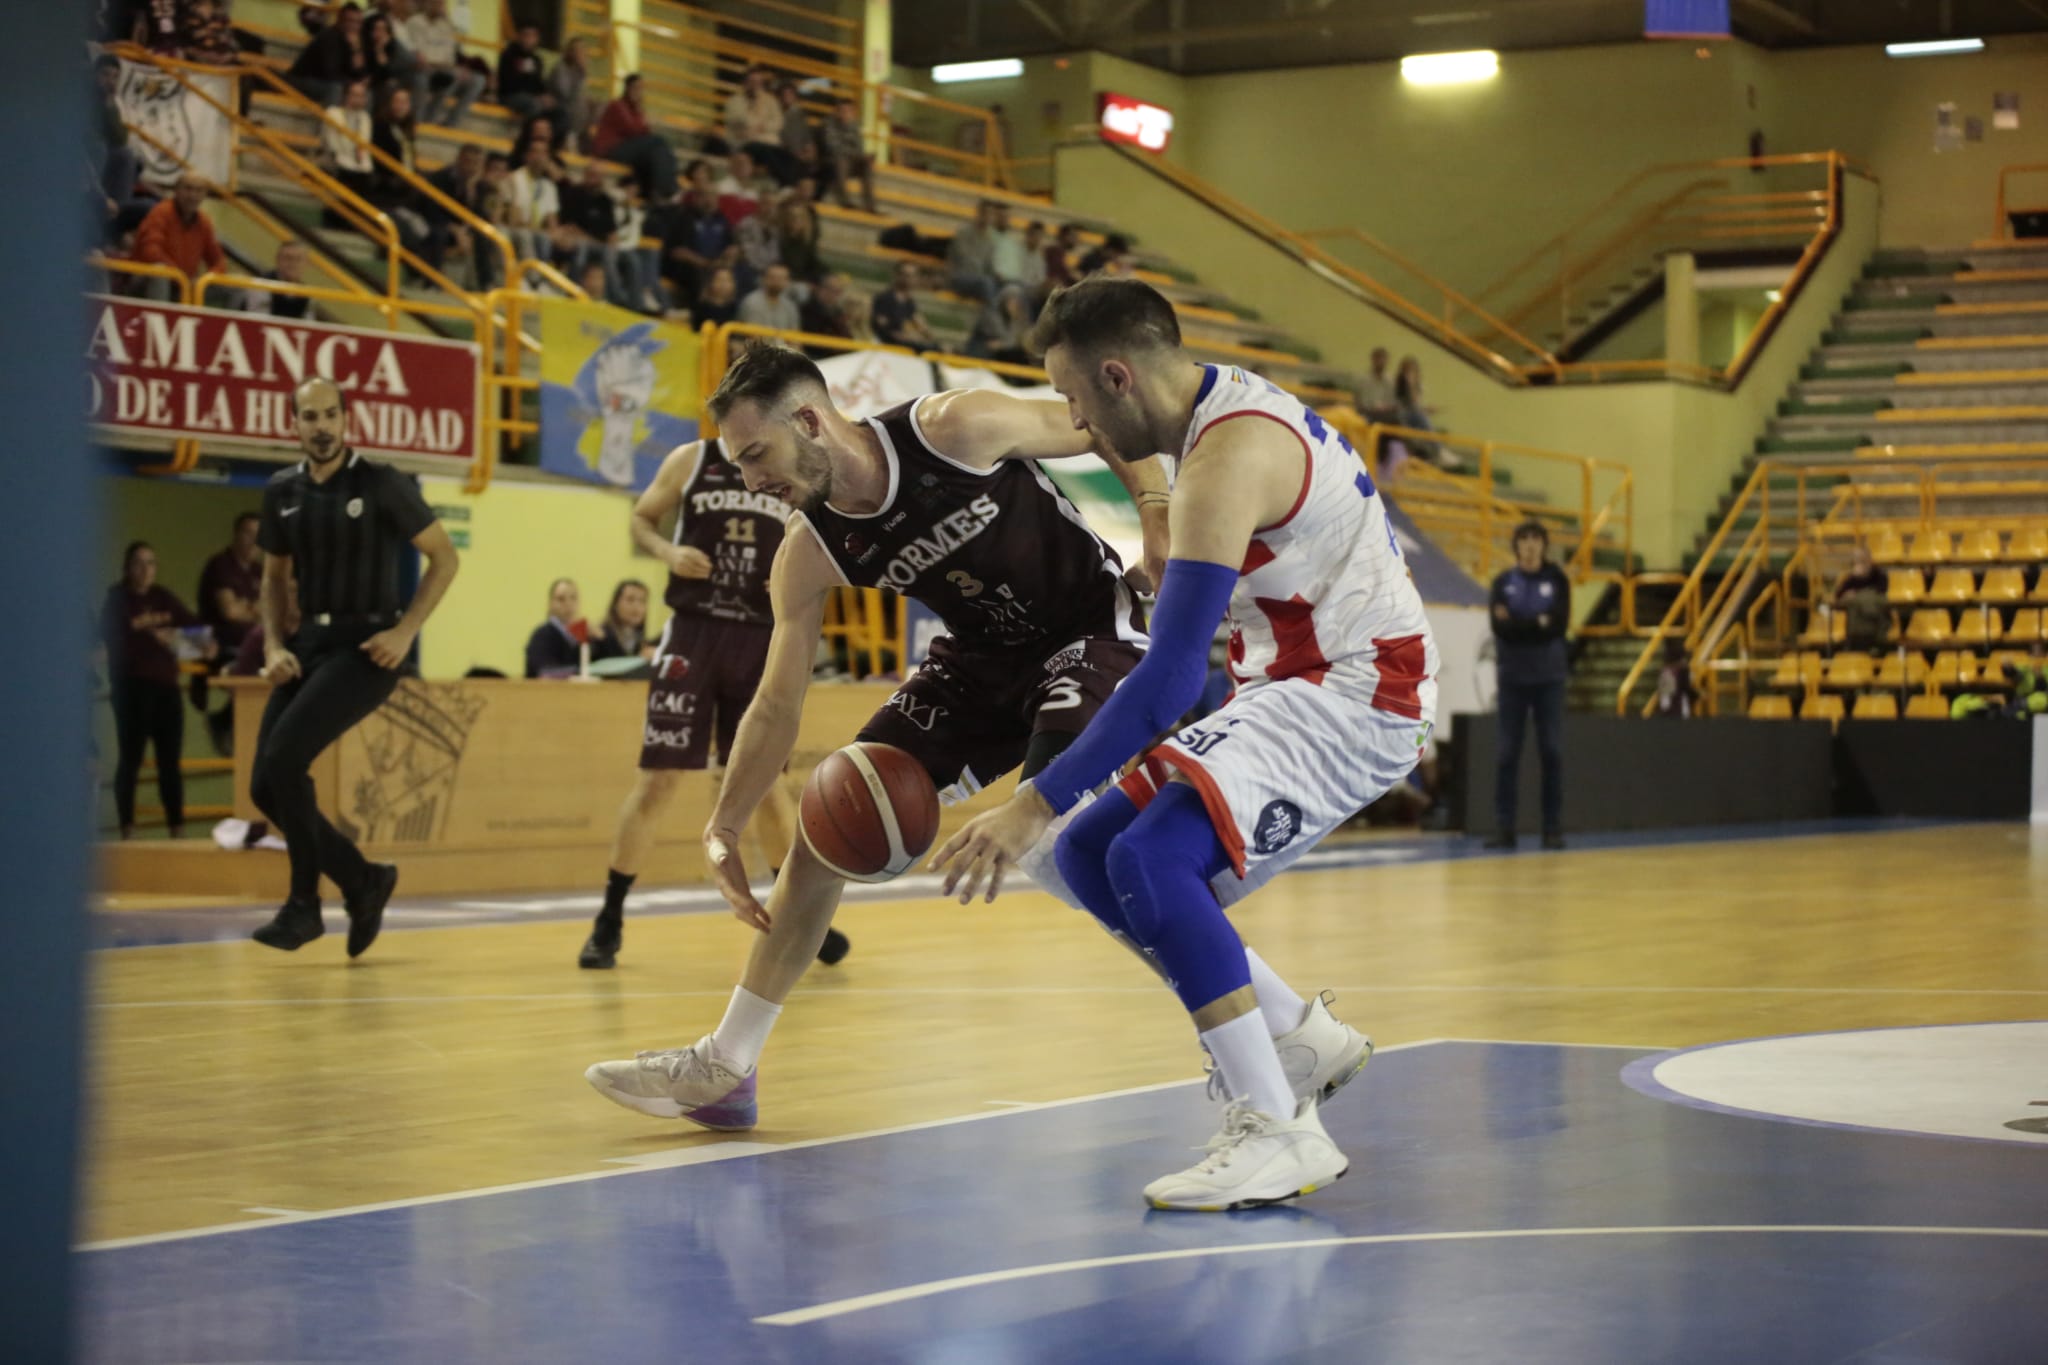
[1200,1011,1296,1119]
[1244,949,1309,1037]
[709,986,782,1073]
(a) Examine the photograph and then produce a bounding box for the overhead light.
[1884,38,1984,57]
[1411,9,1490,24]
[931,58,1023,83]
[1765,289,1782,302]
[1401,50,1500,85]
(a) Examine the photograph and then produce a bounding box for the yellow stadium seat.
[1925,567,1977,604]
[1904,608,1953,649]
[1904,693,1950,719]
[1748,694,1795,719]
[1987,649,2031,680]
[1905,530,1954,564]
[2008,608,2042,644]
[1866,527,1906,563]
[1978,567,2026,602]
[1955,527,2003,562]
[1886,568,1926,605]
[1802,694,1845,722]
[1824,653,1873,689]
[1852,693,1899,719]
[2008,525,2048,560]
[1874,652,1929,688]
[1768,652,1822,689]
[2029,573,2048,605]
[1952,607,2003,649]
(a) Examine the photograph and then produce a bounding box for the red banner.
[1097,91,1175,154]
[86,295,480,462]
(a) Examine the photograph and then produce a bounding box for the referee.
[249,377,460,956]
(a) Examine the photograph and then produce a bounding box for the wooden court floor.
[82,822,2048,1245]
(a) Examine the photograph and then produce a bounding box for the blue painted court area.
[78,1039,2048,1364]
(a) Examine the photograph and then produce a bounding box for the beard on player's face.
[789,426,834,515]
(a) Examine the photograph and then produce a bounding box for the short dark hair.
[484,151,510,170]
[708,341,828,423]
[1027,276,1181,360]
[1513,520,1548,546]
[623,73,642,90]
[234,511,261,530]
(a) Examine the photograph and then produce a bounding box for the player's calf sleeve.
[1102,784,1250,1013]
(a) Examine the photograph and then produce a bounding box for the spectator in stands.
[724,66,786,178]
[525,577,586,679]
[840,289,874,343]
[369,85,433,258]
[423,141,487,285]
[1833,543,1891,652]
[1353,348,1399,423]
[988,205,1028,292]
[820,96,875,214]
[798,271,852,345]
[496,23,550,121]
[738,262,799,331]
[965,287,1032,366]
[192,511,263,749]
[320,78,375,204]
[404,0,483,127]
[662,185,733,303]
[871,260,935,350]
[1653,638,1696,719]
[102,541,204,840]
[592,580,655,663]
[559,161,626,303]
[591,75,678,202]
[1078,230,1128,276]
[1487,521,1571,851]
[778,80,820,187]
[548,36,594,151]
[574,258,613,307]
[134,174,225,297]
[714,148,770,225]
[504,131,561,266]
[734,194,780,293]
[946,200,1003,302]
[288,1,367,107]
[91,55,140,205]
[1015,220,1049,302]
[775,193,822,284]
[361,12,407,100]
[1044,220,1079,292]
[181,0,240,65]
[240,239,313,318]
[475,150,513,287]
[691,265,739,328]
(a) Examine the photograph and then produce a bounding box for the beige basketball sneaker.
[1208,992,1374,1106]
[584,1037,758,1130]
[1144,1097,1349,1211]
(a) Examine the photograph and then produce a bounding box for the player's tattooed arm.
[631,440,707,575]
[1103,450,1172,592]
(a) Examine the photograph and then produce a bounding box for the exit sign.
[1097,92,1174,153]
[1646,0,1729,38]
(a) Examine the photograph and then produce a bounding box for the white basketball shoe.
[1144,1097,1349,1211]
[584,1037,758,1130]
[1208,992,1374,1106]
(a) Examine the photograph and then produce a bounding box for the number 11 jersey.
[667,437,786,626]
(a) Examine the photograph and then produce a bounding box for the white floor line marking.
[981,1100,1035,1109]
[238,1207,308,1217]
[601,1142,782,1169]
[753,1224,2048,1327]
[1429,1037,1665,1051]
[77,1044,1442,1253]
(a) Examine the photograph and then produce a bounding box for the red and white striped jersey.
[1181,364,1437,719]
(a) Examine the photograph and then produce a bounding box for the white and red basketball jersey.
[1183,363,1436,720]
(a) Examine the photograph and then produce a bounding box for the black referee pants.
[251,632,399,904]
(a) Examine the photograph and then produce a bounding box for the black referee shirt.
[258,451,437,619]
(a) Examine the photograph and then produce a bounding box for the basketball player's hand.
[670,545,714,580]
[930,783,1055,905]
[360,626,416,670]
[260,647,302,684]
[705,824,770,931]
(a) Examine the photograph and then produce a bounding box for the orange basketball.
[799,742,941,883]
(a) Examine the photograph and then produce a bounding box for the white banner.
[816,349,941,421]
[117,60,235,190]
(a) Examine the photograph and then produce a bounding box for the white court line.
[753,1224,2048,1327]
[77,1042,1438,1253]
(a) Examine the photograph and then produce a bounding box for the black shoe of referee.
[252,898,324,951]
[345,863,398,959]
[816,927,850,966]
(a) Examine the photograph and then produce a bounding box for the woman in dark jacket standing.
[1487,522,1571,850]
[102,541,204,839]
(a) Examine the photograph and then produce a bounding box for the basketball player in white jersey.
[934,277,1439,1210]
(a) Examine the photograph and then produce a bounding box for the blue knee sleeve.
[1055,789,1140,939]
[1103,784,1248,1013]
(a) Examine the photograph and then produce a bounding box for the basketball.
[799,742,941,883]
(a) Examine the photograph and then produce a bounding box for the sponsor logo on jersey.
[345,497,364,519]
[876,494,1001,590]
[884,510,908,531]
[1252,799,1303,855]
[1042,644,1086,676]
[690,487,789,520]
[883,690,948,732]
[844,532,868,558]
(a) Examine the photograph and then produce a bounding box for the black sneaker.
[345,863,398,959]
[579,916,622,969]
[1541,832,1567,851]
[816,926,851,966]
[1482,832,1516,851]
[253,899,324,951]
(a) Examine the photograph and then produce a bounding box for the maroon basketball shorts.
[854,634,1144,805]
[639,615,773,771]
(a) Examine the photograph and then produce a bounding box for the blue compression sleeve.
[1030,558,1238,814]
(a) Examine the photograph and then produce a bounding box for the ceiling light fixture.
[1884,38,1985,57]
[1400,50,1500,86]
[931,58,1024,83]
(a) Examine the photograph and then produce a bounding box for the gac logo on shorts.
[1252,799,1303,855]
[647,690,699,717]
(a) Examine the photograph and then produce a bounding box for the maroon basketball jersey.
[796,399,1145,653]
[666,438,785,626]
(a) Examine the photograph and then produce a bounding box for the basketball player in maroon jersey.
[577,434,848,971]
[585,342,1169,1128]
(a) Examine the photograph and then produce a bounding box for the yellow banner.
[536,297,702,492]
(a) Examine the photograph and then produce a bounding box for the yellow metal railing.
[1993,162,2048,242]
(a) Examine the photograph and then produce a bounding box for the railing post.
[1478,441,1494,577]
